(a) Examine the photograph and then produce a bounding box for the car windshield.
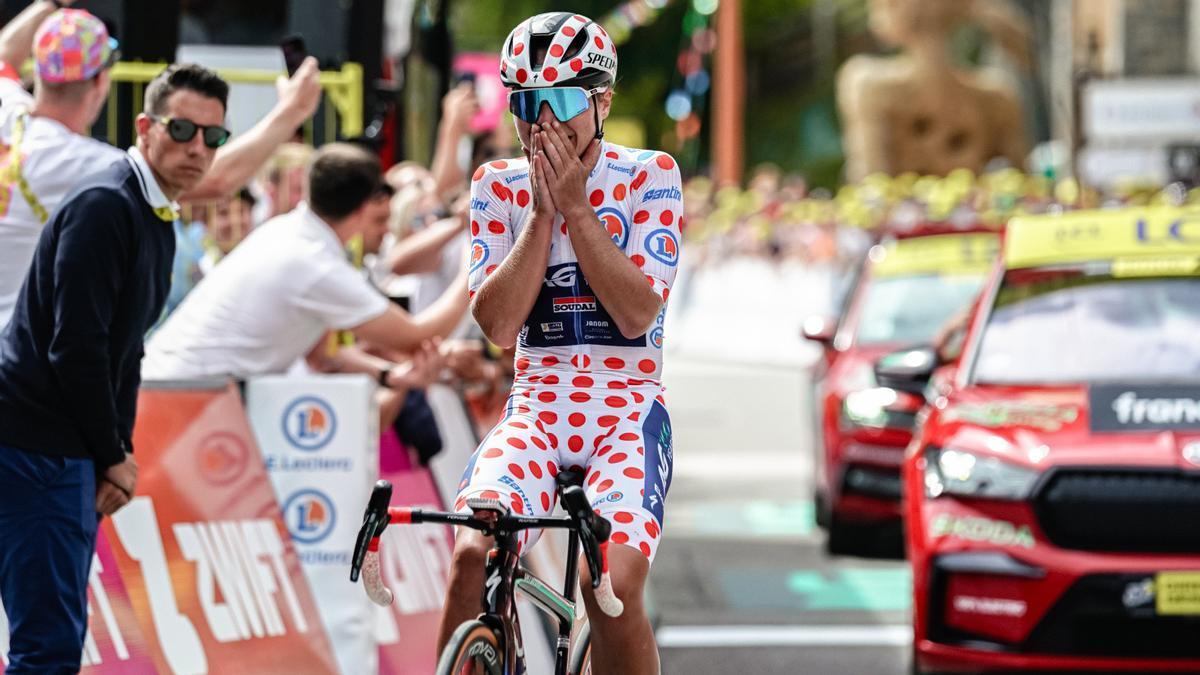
[856,274,985,346]
[972,268,1200,384]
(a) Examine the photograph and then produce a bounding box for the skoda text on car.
[901,207,1200,673]
[805,230,998,554]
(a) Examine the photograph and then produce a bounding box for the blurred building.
[1061,0,1200,188]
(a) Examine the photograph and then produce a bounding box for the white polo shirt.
[0,77,124,327]
[142,204,390,380]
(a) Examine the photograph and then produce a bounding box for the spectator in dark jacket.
[0,63,229,673]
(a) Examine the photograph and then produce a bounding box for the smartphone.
[280,34,308,76]
[454,72,476,87]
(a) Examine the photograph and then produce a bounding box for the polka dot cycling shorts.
[454,372,674,562]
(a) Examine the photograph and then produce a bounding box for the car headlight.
[923,447,1039,500]
[841,387,897,428]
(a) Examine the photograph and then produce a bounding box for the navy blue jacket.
[0,158,174,469]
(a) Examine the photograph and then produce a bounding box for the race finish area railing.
[88,60,363,147]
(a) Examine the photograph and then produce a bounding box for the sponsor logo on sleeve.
[641,186,682,202]
[470,198,488,212]
[607,163,636,177]
[503,172,530,185]
[470,239,490,274]
[1091,384,1200,432]
[596,207,630,249]
[645,229,680,267]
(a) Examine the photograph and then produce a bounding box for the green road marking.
[718,567,911,612]
[670,500,815,538]
[786,569,911,611]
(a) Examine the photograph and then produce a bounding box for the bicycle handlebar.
[350,480,624,617]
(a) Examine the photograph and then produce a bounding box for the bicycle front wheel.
[435,620,504,675]
[568,619,592,675]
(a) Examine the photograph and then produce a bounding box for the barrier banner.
[246,375,378,675]
[373,467,453,675]
[102,382,336,675]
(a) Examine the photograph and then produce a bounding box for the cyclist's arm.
[465,164,549,349]
[471,213,552,348]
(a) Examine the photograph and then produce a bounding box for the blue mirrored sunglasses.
[508,87,605,124]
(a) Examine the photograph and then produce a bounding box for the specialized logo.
[545,266,577,288]
[596,207,630,248]
[553,296,597,313]
[470,239,490,274]
[586,52,616,70]
[282,397,336,451]
[930,514,1035,549]
[642,186,682,202]
[197,432,250,485]
[283,489,337,544]
[645,229,679,267]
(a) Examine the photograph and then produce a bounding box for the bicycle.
[350,470,623,675]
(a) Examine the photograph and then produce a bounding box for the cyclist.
[440,12,682,674]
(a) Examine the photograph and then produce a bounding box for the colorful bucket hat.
[33,9,120,84]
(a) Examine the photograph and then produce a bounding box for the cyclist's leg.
[438,401,557,654]
[577,393,672,675]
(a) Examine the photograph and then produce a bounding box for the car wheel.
[814,490,830,530]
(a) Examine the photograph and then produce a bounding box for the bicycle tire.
[568,619,592,675]
[435,620,504,675]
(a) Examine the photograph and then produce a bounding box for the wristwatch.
[377,366,393,388]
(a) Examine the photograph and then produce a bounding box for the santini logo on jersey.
[470,198,488,212]
[553,296,597,313]
[642,186,682,202]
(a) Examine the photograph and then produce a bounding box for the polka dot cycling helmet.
[500,12,617,90]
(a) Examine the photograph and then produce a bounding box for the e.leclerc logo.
[282,396,337,451]
[645,229,679,266]
[470,239,490,273]
[596,207,630,249]
[283,489,337,544]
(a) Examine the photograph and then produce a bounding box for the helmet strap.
[592,94,604,141]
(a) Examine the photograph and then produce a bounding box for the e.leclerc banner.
[246,375,378,675]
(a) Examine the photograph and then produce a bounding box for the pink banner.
[375,467,454,675]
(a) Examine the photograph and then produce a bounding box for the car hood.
[935,384,1200,470]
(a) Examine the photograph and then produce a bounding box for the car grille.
[1032,469,1200,553]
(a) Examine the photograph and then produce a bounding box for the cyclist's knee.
[450,528,492,574]
[581,544,649,608]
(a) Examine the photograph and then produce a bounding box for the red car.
[896,207,1200,673]
[805,230,998,554]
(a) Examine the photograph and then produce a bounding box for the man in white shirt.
[143,143,469,386]
[0,2,323,327]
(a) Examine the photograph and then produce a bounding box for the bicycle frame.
[479,519,584,675]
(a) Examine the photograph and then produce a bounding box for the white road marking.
[656,624,912,648]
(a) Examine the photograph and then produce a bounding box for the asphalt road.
[651,356,911,675]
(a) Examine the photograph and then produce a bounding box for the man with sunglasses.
[0,62,230,672]
[443,12,683,674]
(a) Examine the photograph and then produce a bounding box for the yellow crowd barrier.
[99,60,364,145]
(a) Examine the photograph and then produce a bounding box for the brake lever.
[350,480,392,583]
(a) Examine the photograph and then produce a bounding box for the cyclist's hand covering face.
[537,120,602,218]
